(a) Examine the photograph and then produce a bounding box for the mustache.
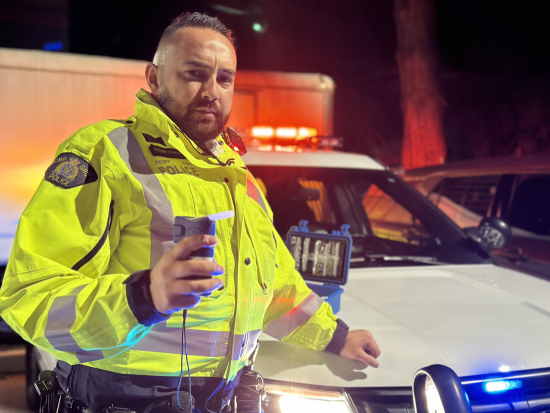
[192,101,222,115]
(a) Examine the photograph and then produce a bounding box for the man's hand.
[150,235,224,314]
[339,330,381,368]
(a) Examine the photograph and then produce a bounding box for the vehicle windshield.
[247,166,489,267]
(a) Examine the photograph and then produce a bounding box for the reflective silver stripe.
[231,329,262,361]
[108,127,175,267]
[132,323,262,361]
[44,285,104,363]
[264,292,325,340]
[132,322,229,357]
[246,175,271,221]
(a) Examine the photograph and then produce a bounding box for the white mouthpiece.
[205,210,235,221]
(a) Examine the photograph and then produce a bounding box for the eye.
[218,75,233,85]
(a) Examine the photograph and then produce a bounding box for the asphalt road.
[0,374,33,413]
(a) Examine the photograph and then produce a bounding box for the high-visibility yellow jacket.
[0,89,345,383]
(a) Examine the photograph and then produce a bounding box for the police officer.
[0,12,380,413]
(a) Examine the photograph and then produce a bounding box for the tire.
[25,343,41,411]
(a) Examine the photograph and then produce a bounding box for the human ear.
[146,63,161,98]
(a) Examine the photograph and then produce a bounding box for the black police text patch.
[149,145,186,159]
[45,153,98,189]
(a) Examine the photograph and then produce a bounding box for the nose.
[201,75,219,103]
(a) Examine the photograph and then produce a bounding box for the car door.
[494,174,550,279]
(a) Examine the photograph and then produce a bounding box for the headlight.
[264,383,357,413]
[413,364,472,413]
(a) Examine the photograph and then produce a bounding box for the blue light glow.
[483,380,523,393]
[44,41,63,51]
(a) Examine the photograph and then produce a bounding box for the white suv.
[244,146,550,412]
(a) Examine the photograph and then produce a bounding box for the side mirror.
[477,217,511,250]
[413,364,472,413]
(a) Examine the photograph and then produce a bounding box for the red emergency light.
[244,125,342,150]
[249,126,318,139]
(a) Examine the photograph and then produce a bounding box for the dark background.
[2,0,550,165]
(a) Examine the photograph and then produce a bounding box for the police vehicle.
[23,131,550,413]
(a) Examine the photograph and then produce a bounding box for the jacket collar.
[134,89,238,170]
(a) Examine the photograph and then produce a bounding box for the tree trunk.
[394,0,447,170]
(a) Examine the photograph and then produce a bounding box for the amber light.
[298,127,317,138]
[250,126,274,138]
[275,127,298,138]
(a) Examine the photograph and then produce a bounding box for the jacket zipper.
[72,200,115,271]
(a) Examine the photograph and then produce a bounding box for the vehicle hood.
[255,264,550,388]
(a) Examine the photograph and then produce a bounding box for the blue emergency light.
[285,220,352,314]
[483,379,523,394]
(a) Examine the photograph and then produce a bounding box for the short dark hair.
[153,12,234,64]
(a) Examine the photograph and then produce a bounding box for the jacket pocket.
[72,200,114,271]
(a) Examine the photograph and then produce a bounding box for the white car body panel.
[255,263,550,387]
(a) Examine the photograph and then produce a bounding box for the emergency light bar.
[244,125,343,150]
[249,126,317,139]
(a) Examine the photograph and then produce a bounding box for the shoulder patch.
[45,153,98,189]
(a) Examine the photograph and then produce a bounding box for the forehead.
[167,27,236,69]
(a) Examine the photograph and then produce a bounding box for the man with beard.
[0,12,380,413]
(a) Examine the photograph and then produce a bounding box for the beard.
[158,88,229,142]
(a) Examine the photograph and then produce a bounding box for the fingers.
[151,269,224,313]
[169,235,218,262]
[339,330,381,368]
[150,236,226,313]
[165,295,202,313]
[366,336,382,359]
[168,259,224,280]
[173,277,224,296]
[353,349,380,368]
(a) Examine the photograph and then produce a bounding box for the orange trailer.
[0,48,335,261]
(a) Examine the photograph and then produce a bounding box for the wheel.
[25,343,41,411]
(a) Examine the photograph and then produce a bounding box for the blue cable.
[177,310,192,411]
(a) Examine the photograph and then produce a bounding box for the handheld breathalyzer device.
[173,211,234,295]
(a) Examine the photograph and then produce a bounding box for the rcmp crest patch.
[45,153,98,189]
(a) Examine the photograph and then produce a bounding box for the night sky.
[44,1,550,162]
